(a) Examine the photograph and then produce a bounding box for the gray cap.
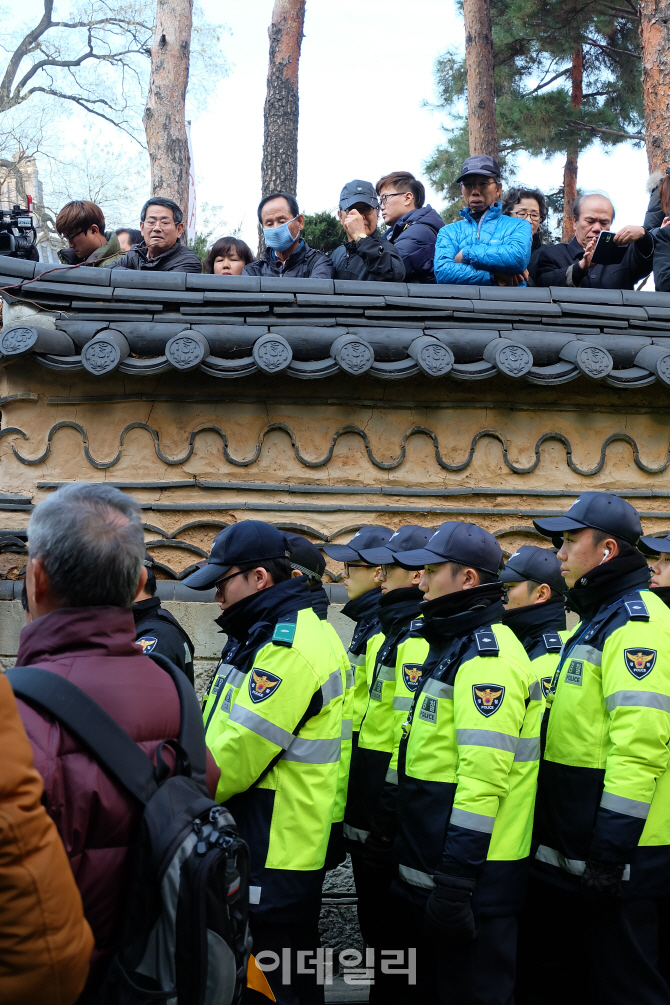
[456,154,502,184]
[339,179,379,211]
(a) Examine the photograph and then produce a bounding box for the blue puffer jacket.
[434,202,532,285]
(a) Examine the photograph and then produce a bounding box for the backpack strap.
[7,666,158,805]
[148,652,208,793]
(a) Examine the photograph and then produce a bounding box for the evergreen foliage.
[426,0,644,219]
[302,212,345,253]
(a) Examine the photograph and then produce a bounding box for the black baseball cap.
[323,526,393,563]
[181,520,289,590]
[499,545,567,596]
[285,532,326,580]
[395,521,504,576]
[533,492,642,546]
[339,179,379,211]
[639,533,670,556]
[359,525,433,566]
[456,155,502,184]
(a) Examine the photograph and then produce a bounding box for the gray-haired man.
[12,483,218,998]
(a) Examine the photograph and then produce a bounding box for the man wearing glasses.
[375,171,446,284]
[331,179,405,282]
[183,521,344,1003]
[433,154,532,287]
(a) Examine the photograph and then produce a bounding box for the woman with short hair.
[204,236,254,275]
[502,186,549,285]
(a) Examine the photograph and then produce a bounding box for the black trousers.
[516,877,670,1005]
[350,849,407,1004]
[390,896,517,1005]
[245,911,324,1005]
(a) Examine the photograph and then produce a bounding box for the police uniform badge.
[472,684,505,717]
[402,663,423,692]
[137,636,158,654]
[249,668,282,703]
[540,677,553,699]
[624,649,657,680]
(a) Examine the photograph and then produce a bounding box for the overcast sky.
[194,0,652,250]
[8,1,654,252]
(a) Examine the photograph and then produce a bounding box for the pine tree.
[426,0,644,226]
[639,0,670,172]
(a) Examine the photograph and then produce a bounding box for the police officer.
[500,545,570,701]
[133,554,195,682]
[640,530,670,608]
[386,522,542,1004]
[183,521,343,1005]
[522,492,670,1005]
[324,526,392,754]
[337,526,431,1003]
[285,532,352,869]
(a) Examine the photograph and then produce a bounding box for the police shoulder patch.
[472,683,505,716]
[137,636,158,654]
[272,621,296,647]
[249,668,282,703]
[540,676,554,699]
[402,663,424,692]
[624,648,657,680]
[474,630,499,655]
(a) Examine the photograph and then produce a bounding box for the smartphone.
[590,231,627,267]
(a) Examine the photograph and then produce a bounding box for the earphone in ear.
[603,549,610,558]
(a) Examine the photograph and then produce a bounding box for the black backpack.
[8,657,251,1005]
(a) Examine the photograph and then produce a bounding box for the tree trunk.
[258,0,306,250]
[562,46,583,242]
[463,0,497,157]
[640,0,670,172]
[143,0,193,217]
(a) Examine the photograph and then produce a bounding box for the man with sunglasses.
[433,154,532,287]
[331,179,405,282]
[183,521,344,1005]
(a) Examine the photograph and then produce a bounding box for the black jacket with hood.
[331,231,405,282]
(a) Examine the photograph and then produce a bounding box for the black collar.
[566,548,650,621]
[132,596,161,625]
[215,576,313,643]
[417,582,505,646]
[502,597,566,646]
[377,586,424,636]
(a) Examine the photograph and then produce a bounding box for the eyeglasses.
[343,562,373,576]
[378,192,409,207]
[511,210,541,222]
[214,569,247,595]
[461,179,498,190]
[66,230,85,246]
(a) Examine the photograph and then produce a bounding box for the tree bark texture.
[143,0,193,216]
[463,0,497,157]
[261,0,306,198]
[640,0,670,172]
[562,47,583,242]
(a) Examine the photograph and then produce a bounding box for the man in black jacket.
[133,556,195,683]
[244,191,335,279]
[535,192,653,289]
[331,180,404,282]
[109,197,202,273]
[376,170,445,283]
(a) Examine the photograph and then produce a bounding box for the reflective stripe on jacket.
[534,589,670,897]
[396,623,541,914]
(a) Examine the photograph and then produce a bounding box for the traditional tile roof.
[1,257,670,388]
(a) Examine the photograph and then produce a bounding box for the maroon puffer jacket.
[15,606,220,999]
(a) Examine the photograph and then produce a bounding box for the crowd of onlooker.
[54,153,670,292]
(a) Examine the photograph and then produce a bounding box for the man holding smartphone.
[535,192,653,289]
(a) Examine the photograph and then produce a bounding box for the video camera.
[0,196,38,259]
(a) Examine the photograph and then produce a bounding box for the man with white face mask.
[244,191,335,279]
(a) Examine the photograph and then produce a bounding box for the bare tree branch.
[523,66,572,96]
[581,36,641,58]
[25,86,145,144]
